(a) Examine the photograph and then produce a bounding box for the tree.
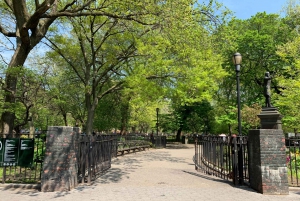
[0,0,161,135]
[275,35,300,133]
[43,56,84,127]
[161,101,216,141]
[269,0,300,133]
[215,12,295,107]
[0,64,54,136]
[42,1,229,135]
[0,0,227,135]
[212,12,297,135]
[241,103,261,131]
[215,106,237,135]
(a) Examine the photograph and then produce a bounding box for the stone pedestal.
[257,107,282,129]
[248,129,289,194]
[248,107,288,194]
[41,126,80,192]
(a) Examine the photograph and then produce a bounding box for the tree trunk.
[29,119,35,138]
[120,99,130,135]
[2,43,31,136]
[176,127,182,142]
[62,112,68,126]
[228,124,232,135]
[85,91,97,135]
[85,109,95,136]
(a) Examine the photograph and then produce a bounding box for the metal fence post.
[195,137,198,170]
[238,137,244,185]
[232,136,238,185]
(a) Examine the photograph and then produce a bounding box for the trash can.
[182,136,186,144]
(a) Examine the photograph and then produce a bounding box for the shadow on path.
[96,148,190,185]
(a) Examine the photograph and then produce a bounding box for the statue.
[263,72,273,107]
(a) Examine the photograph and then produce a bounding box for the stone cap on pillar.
[257,107,282,130]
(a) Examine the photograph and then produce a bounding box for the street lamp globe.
[232,52,242,65]
[232,53,242,72]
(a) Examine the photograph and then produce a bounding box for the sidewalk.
[1,144,300,201]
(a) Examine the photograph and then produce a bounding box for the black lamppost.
[232,52,243,185]
[232,52,242,136]
[156,108,159,136]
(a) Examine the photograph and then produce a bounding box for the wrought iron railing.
[0,133,46,184]
[0,132,163,185]
[77,134,117,184]
[286,138,300,187]
[193,135,249,185]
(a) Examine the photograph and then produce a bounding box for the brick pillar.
[248,107,288,194]
[41,126,80,192]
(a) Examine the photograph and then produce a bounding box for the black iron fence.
[0,133,46,184]
[286,138,300,187]
[0,133,117,185]
[194,135,300,187]
[0,132,166,185]
[151,136,167,148]
[193,135,249,185]
[77,134,117,184]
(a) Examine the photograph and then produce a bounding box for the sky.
[217,0,288,19]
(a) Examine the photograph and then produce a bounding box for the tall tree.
[215,12,295,106]
[213,12,296,135]
[43,1,228,135]
[0,0,226,135]
[275,35,300,133]
[0,0,160,135]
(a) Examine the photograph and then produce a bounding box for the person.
[264,72,273,107]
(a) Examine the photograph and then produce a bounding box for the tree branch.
[24,0,54,30]
[146,75,174,80]
[42,11,155,26]
[98,81,125,100]
[4,0,13,12]
[35,0,40,9]
[0,24,16,37]
[44,37,86,84]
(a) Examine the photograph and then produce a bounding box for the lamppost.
[232,52,242,136]
[156,108,159,136]
[232,52,243,185]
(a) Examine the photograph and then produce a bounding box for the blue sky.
[217,0,287,19]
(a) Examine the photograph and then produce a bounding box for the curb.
[289,187,300,192]
[0,183,40,190]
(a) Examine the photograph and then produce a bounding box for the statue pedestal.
[248,107,288,194]
[257,107,282,129]
[248,129,289,194]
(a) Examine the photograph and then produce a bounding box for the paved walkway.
[1,144,300,201]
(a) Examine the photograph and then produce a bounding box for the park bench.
[117,140,150,156]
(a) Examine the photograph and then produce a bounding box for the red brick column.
[41,126,80,192]
[248,107,288,195]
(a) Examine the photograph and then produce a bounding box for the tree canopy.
[2,0,300,137]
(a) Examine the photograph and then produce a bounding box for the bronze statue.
[263,72,273,107]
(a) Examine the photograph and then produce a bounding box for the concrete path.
[1,144,300,201]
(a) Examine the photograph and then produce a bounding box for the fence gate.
[193,135,249,185]
[77,134,116,184]
[194,135,300,188]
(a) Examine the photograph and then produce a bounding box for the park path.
[0,144,300,201]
